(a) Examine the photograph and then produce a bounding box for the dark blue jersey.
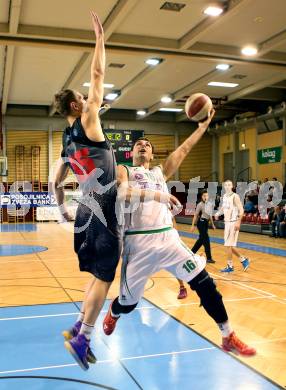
[61,117,116,195]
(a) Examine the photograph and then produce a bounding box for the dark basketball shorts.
[74,194,122,282]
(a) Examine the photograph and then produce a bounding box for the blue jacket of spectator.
[244,200,255,213]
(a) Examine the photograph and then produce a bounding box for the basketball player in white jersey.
[103,112,256,356]
[215,180,250,273]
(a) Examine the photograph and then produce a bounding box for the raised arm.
[53,159,72,221]
[162,110,215,180]
[81,12,105,142]
[117,165,180,207]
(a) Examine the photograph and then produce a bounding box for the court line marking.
[0,347,216,375]
[1,337,286,376]
[210,272,286,306]
[231,281,275,298]
[209,272,275,298]
[0,296,274,321]
[0,312,79,321]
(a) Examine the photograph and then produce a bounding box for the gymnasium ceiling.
[1,0,286,123]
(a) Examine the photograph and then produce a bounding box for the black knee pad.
[189,269,218,297]
[188,270,228,324]
[120,302,138,314]
[112,297,138,315]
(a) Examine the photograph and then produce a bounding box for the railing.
[202,171,218,182]
[237,167,252,182]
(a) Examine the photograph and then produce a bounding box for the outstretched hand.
[91,11,104,37]
[198,108,215,131]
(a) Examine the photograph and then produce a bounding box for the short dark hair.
[200,189,208,199]
[54,89,78,117]
[133,137,154,152]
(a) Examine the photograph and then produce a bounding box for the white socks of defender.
[77,311,94,340]
[79,323,94,340]
[218,321,233,338]
[111,309,120,318]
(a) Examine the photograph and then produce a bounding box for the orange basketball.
[185,93,213,122]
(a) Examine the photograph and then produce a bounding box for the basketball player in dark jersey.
[52,11,181,370]
[52,12,121,370]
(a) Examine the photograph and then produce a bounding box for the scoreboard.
[105,129,144,164]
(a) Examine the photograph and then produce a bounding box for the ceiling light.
[161,95,172,103]
[105,92,119,101]
[241,143,246,149]
[137,110,146,116]
[216,64,230,71]
[241,46,258,56]
[104,83,115,89]
[159,108,183,112]
[145,58,162,66]
[208,81,239,88]
[83,82,114,89]
[204,6,223,16]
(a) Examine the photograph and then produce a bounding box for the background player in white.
[103,112,256,357]
[215,180,250,273]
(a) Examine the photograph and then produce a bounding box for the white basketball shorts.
[224,221,239,247]
[119,228,206,306]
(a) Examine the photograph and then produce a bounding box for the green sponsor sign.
[257,146,282,164]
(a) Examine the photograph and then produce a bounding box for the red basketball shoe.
[177,286,188,299]
[103,301,120,335]
[222,332,256,356]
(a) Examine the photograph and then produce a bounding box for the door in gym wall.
[223,152,233,181]
[238,150,250,181]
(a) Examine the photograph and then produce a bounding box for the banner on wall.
[0,192,57,207]
[257,147,282,164]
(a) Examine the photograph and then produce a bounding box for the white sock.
[240,255,246,262]
[79,323,94,340]
[111,309,120,318]
[227,259,233,267]
[218,321,233,338]
[77,312,84,322]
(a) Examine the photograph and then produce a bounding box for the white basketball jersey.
[124,165,173,233]
[222,193,239,222]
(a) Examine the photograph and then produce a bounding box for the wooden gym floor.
[0,222,285,387]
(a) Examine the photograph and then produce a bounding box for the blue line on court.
[0,245,48,256]
[0,223,37,232]
[179,230,286,258]
[0,300,281,390]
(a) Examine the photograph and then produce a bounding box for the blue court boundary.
[0,223,37,232]
[178,230,286,258]
[1,223,285,257]
[0,245,48,256]
[0,299,283,389]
